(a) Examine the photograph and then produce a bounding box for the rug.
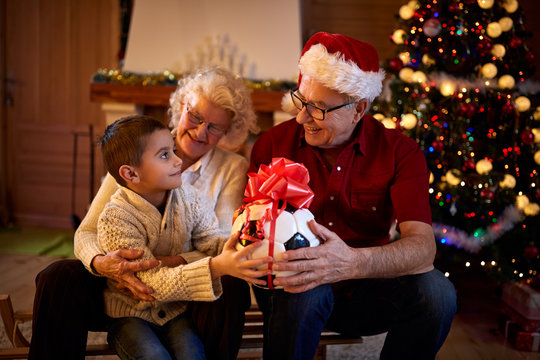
[0,227,75,258]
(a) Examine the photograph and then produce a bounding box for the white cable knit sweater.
[97,184,228,325]
[75,147,248,273]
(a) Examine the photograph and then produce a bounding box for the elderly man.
[249,32,456,360]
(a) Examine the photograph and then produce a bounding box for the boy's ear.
[118,165,140,184]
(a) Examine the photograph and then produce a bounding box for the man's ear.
[353,99,369,124]
[118,165,140,185]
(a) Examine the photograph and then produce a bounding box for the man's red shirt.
[248,116,432,248]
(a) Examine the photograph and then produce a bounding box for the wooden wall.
[1,0,119,228]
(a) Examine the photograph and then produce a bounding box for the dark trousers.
[28,259,251,360]
[253,269,457,360]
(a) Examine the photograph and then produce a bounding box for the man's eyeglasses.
[185,104,228,137]
[290,89,355,121]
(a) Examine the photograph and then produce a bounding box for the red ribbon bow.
[244,157,314,209]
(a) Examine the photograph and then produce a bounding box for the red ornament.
[459,103,476,117]
[448,2,460,12]
[525,51,535,63]
[502,102,515,114]
[462,159,476,171]
[510,35,523,48]
[520,129,535,145]
[476,38,493,56]
[388,57,404,73]
[480,188,494,201]
[523,244,539,259]
[431,140,444,152]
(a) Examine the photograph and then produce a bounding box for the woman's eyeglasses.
[185,104,228,137]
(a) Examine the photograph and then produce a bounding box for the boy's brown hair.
[99,115,168,187]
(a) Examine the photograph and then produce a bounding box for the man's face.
[295,76,362,148]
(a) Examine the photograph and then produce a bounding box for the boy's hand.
[210,232,273,287]
[92,249,159,301]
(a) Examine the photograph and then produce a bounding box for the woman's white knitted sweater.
[97,184,227,325]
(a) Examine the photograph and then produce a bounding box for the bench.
[0,294,362,359]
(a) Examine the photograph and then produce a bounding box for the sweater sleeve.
[98,203,221,302]
[74,173,119,273]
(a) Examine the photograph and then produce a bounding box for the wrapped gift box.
[501,317,540,352]
[500,302,540,332]
[502,282,540,321]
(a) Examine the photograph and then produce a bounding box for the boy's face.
[135,129,183,193]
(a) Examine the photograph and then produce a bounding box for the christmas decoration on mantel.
[92,68,296,92]
[370,0,539,281]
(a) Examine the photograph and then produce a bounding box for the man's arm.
[272,220,435,293]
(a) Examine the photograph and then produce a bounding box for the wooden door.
[1,0,119,229]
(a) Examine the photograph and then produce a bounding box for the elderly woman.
[28,67,259,360]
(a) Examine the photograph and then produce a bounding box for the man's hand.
[272,220,356,293]
[210,232,273,287]
[92,249,160,301]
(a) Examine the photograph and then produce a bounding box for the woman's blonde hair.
[169,67,259,151]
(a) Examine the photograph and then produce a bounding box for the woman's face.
[175,92,231,168]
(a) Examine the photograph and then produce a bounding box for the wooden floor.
[0,253,539,360]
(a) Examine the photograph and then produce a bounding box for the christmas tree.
[371,0,540,282]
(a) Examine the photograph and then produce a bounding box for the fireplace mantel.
[90,83,286,129]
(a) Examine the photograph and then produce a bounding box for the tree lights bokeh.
[371,0,539,282]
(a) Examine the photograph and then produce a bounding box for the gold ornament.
[399,5,414,20]
[481,63,498,79]
[516,194,530,210]
[400,113,417,129]
[498,74,515,89]
[499,174,516,189]
[381,118,397,129]
[502,0,519,13]
[422,54,436,66]
[534,150,540,165]
[499,17,513,32]
[491,44,506,58]
[392,29,407,44]
[411,71,427,84]
[532,128,540,143]
[515,96,531,112]
[487,22,502,38]
[524,203,540,216]
[399,67,414,83]
[440,80,456,96]
[475,159,493,175]
[445,169,462,186]
[477,0,494,9]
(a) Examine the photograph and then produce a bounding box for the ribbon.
[237,158,314,289]
[244,157,314,209]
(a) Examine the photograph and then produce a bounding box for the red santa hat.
[282,32,385,114]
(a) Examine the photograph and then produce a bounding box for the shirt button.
[336,166,342,171]
[372,206,377,211]
[328,222,334,226]
[158,310,166,318]
[329,196,335,201]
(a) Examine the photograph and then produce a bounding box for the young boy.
[97,115,268,359]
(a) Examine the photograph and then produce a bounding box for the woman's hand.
[210,232,273,287]
[91,249,160,301]
[272,220,357,293]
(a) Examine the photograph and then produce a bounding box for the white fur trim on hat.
[298,43,385,103]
